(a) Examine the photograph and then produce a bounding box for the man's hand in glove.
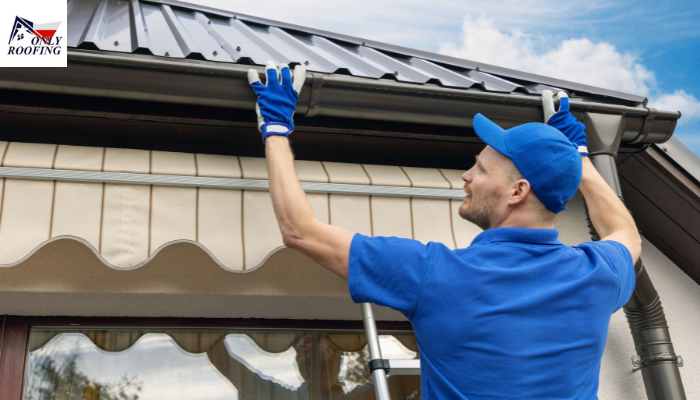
[249,60,354,279]
[542,90,589,157]
[248,60,306,142]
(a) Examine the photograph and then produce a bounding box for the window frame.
[0,315,412,400]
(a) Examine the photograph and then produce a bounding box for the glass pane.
[23,328,420,400]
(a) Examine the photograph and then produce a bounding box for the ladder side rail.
[361,303,392,400]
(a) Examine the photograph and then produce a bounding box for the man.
[247,61,639,399]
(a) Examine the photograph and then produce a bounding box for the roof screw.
[631,355,642,372]
[236,46,241,51]
[362,42,366,46]
[164,52,170,57]
[233,15,237,19]
[678,356,684,367]
[394,71,399,76]
[114,41,119,46]
[208,20,211,25]
[212,51,218,56]
[475,66,480,71]
[662,147,668,152]
[481,81,485,85]
[304,61,309,66]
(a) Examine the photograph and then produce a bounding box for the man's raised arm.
[579,157,641,262]
[248,61,355,279]
[544,91,642,263]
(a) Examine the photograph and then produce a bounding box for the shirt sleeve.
[581,240,636,311]
[348,234,433,318]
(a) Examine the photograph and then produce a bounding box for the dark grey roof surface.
[67,0,647,105]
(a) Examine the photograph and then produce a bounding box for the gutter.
[0,50,680,147]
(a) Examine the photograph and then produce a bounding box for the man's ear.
[509,179,531,205]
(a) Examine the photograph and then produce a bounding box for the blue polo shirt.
[349,227,635,400]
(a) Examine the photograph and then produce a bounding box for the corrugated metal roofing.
[67,0,646,105]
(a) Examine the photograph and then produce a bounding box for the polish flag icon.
[32,21,61,42]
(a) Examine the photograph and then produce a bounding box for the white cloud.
[439,15,655,96]
[180,0,617,56]
[648,90,700,154]
[438,14,700,154]
[648,90,700,119]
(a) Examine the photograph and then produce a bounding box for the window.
[23,327,420,400]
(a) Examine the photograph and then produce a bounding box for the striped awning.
[0,142,481,271]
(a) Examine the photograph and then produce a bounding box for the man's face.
[459,146,514,230]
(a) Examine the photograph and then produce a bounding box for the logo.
[7,16,62,55]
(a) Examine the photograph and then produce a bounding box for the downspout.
[583,110,686,400]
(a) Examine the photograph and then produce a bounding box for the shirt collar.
[471,227,562,246]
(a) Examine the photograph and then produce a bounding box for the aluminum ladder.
[361,303,421,400]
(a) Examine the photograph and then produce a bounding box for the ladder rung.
[387,359,421,375]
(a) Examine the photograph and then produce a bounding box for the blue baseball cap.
[473,114,582,213]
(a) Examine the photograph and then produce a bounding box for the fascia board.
[655,137,700,184]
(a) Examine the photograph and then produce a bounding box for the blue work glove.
[542,90,589,156]
[248,60,306,142]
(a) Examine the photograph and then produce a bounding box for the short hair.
[501,155,558,224]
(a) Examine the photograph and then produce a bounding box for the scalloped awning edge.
[0,236,406,320]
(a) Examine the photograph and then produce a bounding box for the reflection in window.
[224,334,303,390]
[23,328,420,400]
[24,333,235,400]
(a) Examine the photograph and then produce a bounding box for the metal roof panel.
[193,12,237,61]
[130,0,151,52]
[309,36,384,78]
[269,27,339,72]
[209,17,280,63]
[65,0,647,105]
[356,46,431,83]
[140,2,185,57]
[408,58,479,88]
[162,5,204,59]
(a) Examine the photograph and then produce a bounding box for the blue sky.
[188,0,700,154]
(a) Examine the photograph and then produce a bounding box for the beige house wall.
[557,193,700,399]
[0,141,696,396]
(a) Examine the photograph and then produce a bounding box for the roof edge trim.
[655,137,700,184]
[154,0,646,103]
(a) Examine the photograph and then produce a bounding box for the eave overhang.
[0,50,681,149]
